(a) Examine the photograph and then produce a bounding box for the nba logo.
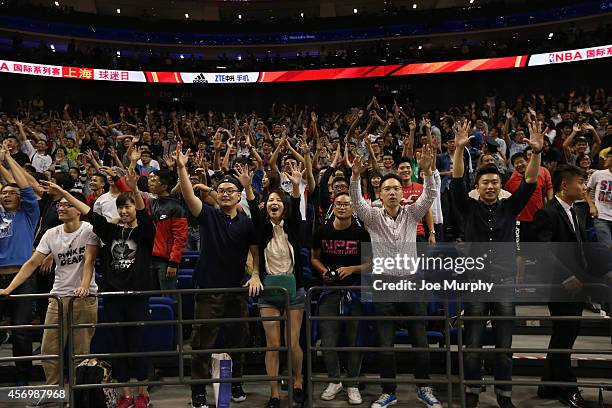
[548,53,555,63]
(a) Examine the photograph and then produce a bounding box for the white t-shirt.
[279,174,307,221]
[587,169,612,221]
[36,222,99,296]
[93,192,119,222]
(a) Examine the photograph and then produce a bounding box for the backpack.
[74,358,118,408]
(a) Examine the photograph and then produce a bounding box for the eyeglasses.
[334,202,352,208]
[217,188,239,196]
[381,186,402,193]
[1,190,20,196]
[333,185,349,191]
[55,202,75,209]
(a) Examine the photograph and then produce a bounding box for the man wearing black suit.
[533,165,589,408]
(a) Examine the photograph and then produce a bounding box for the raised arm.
[452,120,473,179]
[349,155,376,226]
[524,120,543,184]
[410,145,440,221]
[176,142,203,217]
[5,150,29,188]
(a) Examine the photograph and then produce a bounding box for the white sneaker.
[347,387,363,405]
[320,382,343,401]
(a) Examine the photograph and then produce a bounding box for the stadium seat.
[144,303,175,351]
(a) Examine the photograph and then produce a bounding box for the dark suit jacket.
[533,197,588,284]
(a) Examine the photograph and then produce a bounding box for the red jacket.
[117,182,188,267]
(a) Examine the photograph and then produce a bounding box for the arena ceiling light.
[238,14,242,20]
[54,1,59,6]
[469,0,475,3]
[413,3,417,9]
[300,12,304,18]
[184,13,190,19]
[353,8,358,14]
[180,54,185,59]
[116,8,121,14]
[418,45,423,50]
[548,32,554,39]
[237,55,242,60]
[50,44,55,52]
[116,50,121,57]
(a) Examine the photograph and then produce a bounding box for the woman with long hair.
[236,162,305,408]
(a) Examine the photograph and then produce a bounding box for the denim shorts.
[258,287,305,310]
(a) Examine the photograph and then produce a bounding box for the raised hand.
[163,154,175,168]
[129,146,142,163]
[212,132,222,150]
[527,120,544,152]
[416,144,435,172]
[0,144,8,162]
[351,154,365,179]
[40,180,65,196]
[453,119,473,149]
[234,163,252,189]
[408,118,417,133]
[99,166,117,178]
[572,123,581,133]
[283,162,303,186]
[176,142,190,169]
[505,110,514,120]
[125,166,139,190]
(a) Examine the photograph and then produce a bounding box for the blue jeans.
[0,274,35,383]
[186,226,200,252]
[464,301,515,397]
[593,218,612,249]
[151,259,177,294]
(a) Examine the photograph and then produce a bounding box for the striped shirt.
[350,170,440,277]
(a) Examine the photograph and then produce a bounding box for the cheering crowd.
[0,88,611,408]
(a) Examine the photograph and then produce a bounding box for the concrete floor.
[0,375,609,408]
[0,305,610,407]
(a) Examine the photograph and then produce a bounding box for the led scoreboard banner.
[0,44,610,85]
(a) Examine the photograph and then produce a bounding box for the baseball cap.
[217,175,243,192]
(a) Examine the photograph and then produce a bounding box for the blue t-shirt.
[0,186,40,267]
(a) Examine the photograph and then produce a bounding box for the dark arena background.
[0,0,610,407]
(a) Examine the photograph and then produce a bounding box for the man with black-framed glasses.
[176,142,261,408]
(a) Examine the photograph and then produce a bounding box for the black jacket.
[247,195,304,290]
[533,197,588,284]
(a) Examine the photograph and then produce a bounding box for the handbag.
[260,274,296,308]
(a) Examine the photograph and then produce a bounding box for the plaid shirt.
[350,170,440,277]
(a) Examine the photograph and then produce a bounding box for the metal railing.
[0,293,65,401]
[66,286,293,406]
[304,284,612,408]
[0,284,610,407]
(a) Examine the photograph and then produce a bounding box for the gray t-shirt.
[36,222,99,296]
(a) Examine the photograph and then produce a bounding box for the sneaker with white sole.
[347,387,362,405]
[371,393,397,408]
[417,387,443,408]
[320,382,343,401]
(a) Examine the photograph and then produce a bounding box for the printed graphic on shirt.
[110,239,137,269]
[321,239,360,255]
[57,246,86,266]
[598,180,611,203]
[0,211,14,239]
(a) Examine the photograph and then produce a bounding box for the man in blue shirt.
[0,148,40,385]
[176,142,261,408]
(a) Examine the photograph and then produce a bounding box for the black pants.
[374,302,431,394]
[542,302,582,396]
[0,274,34,383]
[103,296,149,383]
